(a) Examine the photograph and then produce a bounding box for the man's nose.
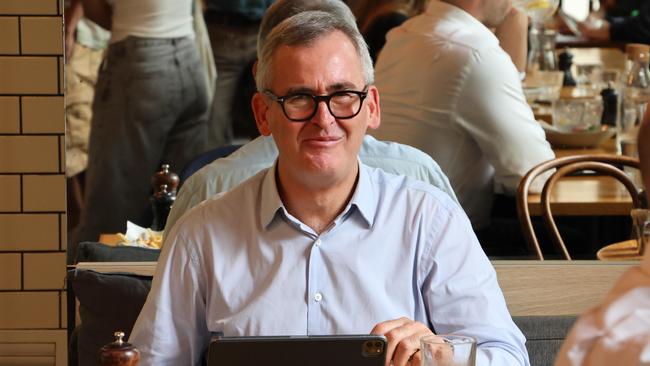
[311,100,335,128]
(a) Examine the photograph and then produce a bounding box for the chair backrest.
[178,144,242,186]
[517,154,641,260]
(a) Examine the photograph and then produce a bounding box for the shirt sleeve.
[129,229,210,366]
[455,45,555,194]
[421,203,531,365]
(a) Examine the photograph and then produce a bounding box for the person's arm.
[494,7,528,73]
[422,204,530,365]
[64,0,84,61]
[457,45,555,194]
[129,226,210,365]
[640,104,650,202]
[609,2,650,46]
[80,0,112,30]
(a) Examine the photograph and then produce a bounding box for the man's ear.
[252,92,272,136]
[366,85,381,130]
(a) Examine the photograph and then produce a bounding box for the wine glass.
[513,0,561,72]
[512,0,560,27]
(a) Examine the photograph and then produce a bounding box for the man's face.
[252,31,380,187]
[482,0,512,28]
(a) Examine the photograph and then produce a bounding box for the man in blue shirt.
[129,3,530,366]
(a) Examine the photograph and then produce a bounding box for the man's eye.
[331,92,357,104]
[286,95,311,104]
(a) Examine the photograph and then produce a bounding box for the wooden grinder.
[99,331,140,366]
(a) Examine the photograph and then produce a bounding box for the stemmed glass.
[513,0,560,72]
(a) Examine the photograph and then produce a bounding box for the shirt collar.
[259,159,377,230]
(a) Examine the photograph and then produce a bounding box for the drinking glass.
[552,99,603,132]
[421,335,476,366]
[631,209,650,256]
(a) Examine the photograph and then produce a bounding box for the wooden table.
[597,239,643,261]
[556,34,626,52]
[561,46,626,69]
[527,175,633,216]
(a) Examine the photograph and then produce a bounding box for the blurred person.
[64,0,110,229]
[203,0,275,148]
[130,7,529,366]
[572,0,650,44]
[72,0,209,260]
[554,106,650,365]
[372,0,554,237]
[352,0,430,62]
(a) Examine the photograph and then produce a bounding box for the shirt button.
[314,292,323,302]
[315,239,322,247]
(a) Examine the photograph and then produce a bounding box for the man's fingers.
[371,318,432,366]
[392,330,431,366]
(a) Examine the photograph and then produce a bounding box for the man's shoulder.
[360,135,436,167]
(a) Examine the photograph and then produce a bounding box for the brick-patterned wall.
[0,0,67,364]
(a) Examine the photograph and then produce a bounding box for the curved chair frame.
[517,154,641,260]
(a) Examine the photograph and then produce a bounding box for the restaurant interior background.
[0,0,638,364]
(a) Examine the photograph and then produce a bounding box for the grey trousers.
[205,22,259,148]
[71,36,208,259]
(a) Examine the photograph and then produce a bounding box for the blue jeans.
[71,36,208,259]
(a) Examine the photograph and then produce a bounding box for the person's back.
[372,0,554,230]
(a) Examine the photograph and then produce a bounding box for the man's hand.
[370,317,435,366]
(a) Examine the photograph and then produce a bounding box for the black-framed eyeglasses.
[263,87,369,122]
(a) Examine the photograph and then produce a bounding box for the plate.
[543,125,615,148]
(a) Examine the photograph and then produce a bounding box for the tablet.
[206,334,387,366]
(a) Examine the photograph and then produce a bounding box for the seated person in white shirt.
[164,0,458,234]
[371,0,555,232]
[129,8,530,366]
[554,109,650,366]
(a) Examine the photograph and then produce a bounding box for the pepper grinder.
[150,164,179,231]
[98,331,140,366]
[558,49,577,87]
[600,83,618,127]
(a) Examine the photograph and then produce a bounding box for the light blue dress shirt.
[165,135,458,233]
[130,162,529,366]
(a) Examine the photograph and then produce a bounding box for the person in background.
[554,106,650,364]
[372,0,554,247]
[352,0,430,62]
[72,0,209,259]
[203,0,275,148]
[164,0,459,233]
[64,0,110,230]
[130,7,529,366]
[574,0,650,44]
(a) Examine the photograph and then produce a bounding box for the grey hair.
[258,0,359,56]
[255,9,374,92]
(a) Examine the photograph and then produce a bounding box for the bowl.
[543,125,615,148]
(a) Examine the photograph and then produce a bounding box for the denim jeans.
[71,36,208,259]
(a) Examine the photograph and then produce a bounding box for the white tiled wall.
[0,0,67,364]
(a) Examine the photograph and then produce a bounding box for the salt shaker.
[98,331,140,366]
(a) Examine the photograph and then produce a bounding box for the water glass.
[553,99,603,132]
[421,335,476,366]
[631,209,650,256]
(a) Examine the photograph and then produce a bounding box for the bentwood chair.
[517,154,642,260]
